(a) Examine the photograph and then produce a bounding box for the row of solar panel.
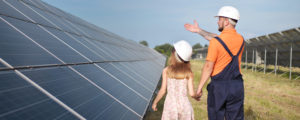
[0,0,164,68]
[244,27,300,66]
[246,27,300,50]
[1,60,163,119]
[0,0,160,60]
[0,32,164,119]
[0,0,166,119]
[0,0,145,51]
[0,15,161,67]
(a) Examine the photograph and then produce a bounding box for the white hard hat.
[173,40,192,62]
[216,6,240,20]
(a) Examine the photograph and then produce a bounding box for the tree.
[154,43,173,57]
[192,43,203,54]
[192,43,203,50]
[139,40,148,47]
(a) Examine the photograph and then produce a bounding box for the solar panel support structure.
[255,49,258,72]
[264,48,267,74]
[252,49,254,72]
[289,44,293,80]
[245,50,248,69]
[275,48,278,76]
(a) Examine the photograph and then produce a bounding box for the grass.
[144,60,300,120]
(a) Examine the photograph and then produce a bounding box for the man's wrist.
[197,28,202,34]
[197,85,203,92]
[198,83,203,90]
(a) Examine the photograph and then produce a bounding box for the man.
[185,6,244,120]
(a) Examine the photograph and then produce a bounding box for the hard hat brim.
[214,15,239,20]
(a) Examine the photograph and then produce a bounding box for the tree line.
[139,40,206,57]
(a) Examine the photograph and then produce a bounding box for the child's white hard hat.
[173,40,192,62]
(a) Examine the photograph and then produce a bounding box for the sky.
[42,0,300,48]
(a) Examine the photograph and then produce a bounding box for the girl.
[152,40,196,120]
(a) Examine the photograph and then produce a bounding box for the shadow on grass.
[245,106,261,120]
[242,65,300,80]
[143,96,165,120]
[145,105,262,120]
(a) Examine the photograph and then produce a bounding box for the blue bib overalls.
[207,37,245,120]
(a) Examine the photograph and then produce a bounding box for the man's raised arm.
[184,20,217,41]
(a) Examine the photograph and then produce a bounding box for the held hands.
[184,20,201,33]
[152,103,158,111]
[194,88,203,101]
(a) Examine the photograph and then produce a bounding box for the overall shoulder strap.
[214,37,233,57]
[237,40,245,56]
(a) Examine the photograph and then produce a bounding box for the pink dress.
[162,78,194,120]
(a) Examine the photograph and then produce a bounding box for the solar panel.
[0,16,61,67]
[0,70,79,120]
[0,1,32,22]
[0,0,166,119]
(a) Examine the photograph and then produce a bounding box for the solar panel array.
[192,27,300,68]
[0,0,166,119]
[244,27,300,67]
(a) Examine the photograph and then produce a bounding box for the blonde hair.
[228,18,237,26]
[167,48,192,79]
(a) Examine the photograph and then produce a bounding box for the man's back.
[206,28,244,76]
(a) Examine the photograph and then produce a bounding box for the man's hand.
[184,20,201,33]
[184,20,217,41]
[194,88,203,101]
[152,103,157,111]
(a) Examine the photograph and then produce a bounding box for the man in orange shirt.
[185,6,244,120]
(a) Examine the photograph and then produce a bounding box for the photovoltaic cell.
[1,16,89,64]
[5,0,55,28]
[24,5,80,35]
[131,61,162,84]
[71,64,149,114]
[113,62,156,89]
[20,66,140,119]
[116,89,148,115]
[0,71,78,120]
[98,63,152,99]
[68,35,113,61]
[44,28,104,61]
[23,0,67,21]
[94,44,128,60]
[0,15,60,67]
[94,102,140,120]
[0,0,31,22]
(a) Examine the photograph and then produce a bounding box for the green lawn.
[144,60,300,120]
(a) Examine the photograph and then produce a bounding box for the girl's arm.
[152,67,168,111]
[187,73,196,98]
